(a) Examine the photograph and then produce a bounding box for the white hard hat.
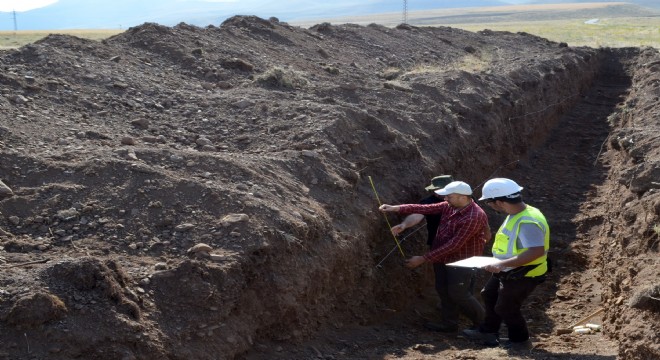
[479,178,523,200]
[434,181,473,196]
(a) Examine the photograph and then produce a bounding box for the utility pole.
[12,10,17,32]
[402,0,408,25]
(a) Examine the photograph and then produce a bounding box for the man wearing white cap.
[380,181,489,332]
[390,175,454,248]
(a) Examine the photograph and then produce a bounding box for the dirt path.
[241,52,631,360]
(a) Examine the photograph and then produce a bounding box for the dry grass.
[291,2,640,27]
[407,53,491,75]
[0,29,123,49]
[290,3,660,49]
[255,67,308,89]
[452,17,660,49]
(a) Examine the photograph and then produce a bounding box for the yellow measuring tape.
[368,176,406,258]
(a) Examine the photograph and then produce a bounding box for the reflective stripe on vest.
[492,205,549,277]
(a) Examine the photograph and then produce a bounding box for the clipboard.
[446,256,501,268]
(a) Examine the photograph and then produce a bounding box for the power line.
[402,0,408,25]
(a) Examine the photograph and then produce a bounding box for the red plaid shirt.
[398,201,488,264]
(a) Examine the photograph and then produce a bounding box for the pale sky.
[0,0,376,13]
[0,0,236,13]
[0,0,391,30]
[0,0,58,12]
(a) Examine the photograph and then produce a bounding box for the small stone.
[187,243,213,254]
[196,137,213,147]
[11,95,29,104]
[175,223,195,232]
[121,137,137,145]
[210,253,229,262]
[131,118,150,129]
[233,99,254,109]
[220,214,249,227]
[615,296,624,305]
[56,208,79,221]
[126,151,138,160]
[0,180,13,198]
[301,150,320,158]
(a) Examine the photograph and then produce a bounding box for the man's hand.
[405,256,426,269]
[484,263,504,273]
[485,247,543,273]
[379,204,399,212]
[391,224,405,235]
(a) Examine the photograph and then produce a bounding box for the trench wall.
[598,47,660,360]
[240,46,604,356]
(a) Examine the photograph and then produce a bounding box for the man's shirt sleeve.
[517,222,545,249]
[399,202,446,215]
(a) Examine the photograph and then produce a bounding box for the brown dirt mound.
[6,291,67,327]
[0,16,658,359]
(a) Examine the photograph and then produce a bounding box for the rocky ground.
[0,16,658,360]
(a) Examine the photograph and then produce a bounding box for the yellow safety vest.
[492,205,549,277]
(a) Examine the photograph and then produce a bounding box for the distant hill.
[0,0,658,30]
[289,2,659,28]
[529,0,660,10]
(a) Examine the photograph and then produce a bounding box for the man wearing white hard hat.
[380,181,489,333]
[463,178,549,350]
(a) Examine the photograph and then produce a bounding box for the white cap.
[434,181,473,196]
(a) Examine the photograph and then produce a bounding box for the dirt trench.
[0,19,658,360]
[239,48,652,360]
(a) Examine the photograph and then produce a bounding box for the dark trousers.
[480,275,543,342]
[434,263,485,327]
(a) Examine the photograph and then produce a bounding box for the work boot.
[461,328,499,347]
[424,321,458,332]
[501,339,533,351]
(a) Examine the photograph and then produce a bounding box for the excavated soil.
[0,16,658,360]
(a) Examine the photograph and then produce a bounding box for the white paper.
[446,256,501,268]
